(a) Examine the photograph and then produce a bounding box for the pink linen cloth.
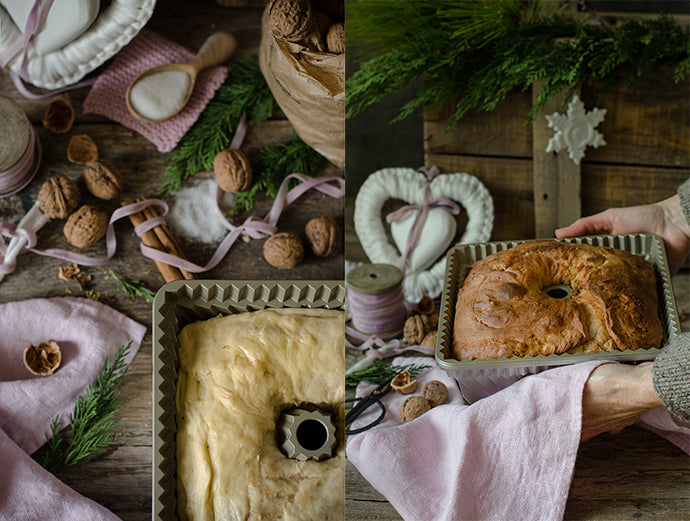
[83,30,228,153]
[347,358,605,521]
[0,296,146,520]
[347,357,690,521]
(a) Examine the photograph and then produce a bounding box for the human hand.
[555,195,690,274]
[581,362,663,442]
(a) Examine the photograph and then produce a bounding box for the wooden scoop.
[126,32,237,123]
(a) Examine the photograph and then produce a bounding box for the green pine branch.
[159,57,277,195]
[228,135,328,215]
[346,360,431,388]
[42,344,132,474]
[110,271,156,303]
[347,1,690,127]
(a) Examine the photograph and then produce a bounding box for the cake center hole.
[544,285,573,299]
[296,419,328,450]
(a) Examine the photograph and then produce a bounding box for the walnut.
[390,370,418,394]
[58,263,80,281]
[263,232,304,269]
[399,396,431,423]
[38,176,80,219]
[403,314,432,345]
[42,98,74,133]
[305,215,342,257]
[23,340,62,376]
[421,380,448,407]
[63,205,109,248]
[214,148,252,193]
[326,22,344,54]
[429,313,439,329]
[269,0,313,43]
[82,159,123,200]
[67,134,98,164]
[421,330,437,349]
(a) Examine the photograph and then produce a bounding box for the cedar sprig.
[42,343,132,473]
[110,271,156,303]
[346,360,431,388]
[228,135,328,215]
[159,57,277,195]
[346,1,689,127]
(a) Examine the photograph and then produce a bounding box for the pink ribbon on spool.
[0,125,41,198]
[385,166,461,272]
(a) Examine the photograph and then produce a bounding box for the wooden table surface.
[0,2,342,520]
[345,200,690,521]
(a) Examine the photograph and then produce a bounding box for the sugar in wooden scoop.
[128,70,192,121]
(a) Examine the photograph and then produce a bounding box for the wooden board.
[425,153,688,240]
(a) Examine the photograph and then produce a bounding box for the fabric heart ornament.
[354,167,493,301]
[1,0,99,56]
[390,207,457,272]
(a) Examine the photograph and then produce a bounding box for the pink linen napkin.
[0,296,146,454]
[83,30,228,153]
[0,427,120,521]
[0,296,146,520]
[347,357,606,521]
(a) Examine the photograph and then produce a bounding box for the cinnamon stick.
[138,197,197,280]
[122,199,184,283]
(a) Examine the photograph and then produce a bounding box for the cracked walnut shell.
[399,395,431,423]
[305,215,342,257]
[82,159,124,200]
[390,370,418,394]
[67,134,99,164]
[43,98,74,133]
[38,176,81,219]
[63,205,108,248]
[214,148,252,193]
[23,340,62,376]
[269,0,313,43]
[421,380,448,407]
[263,232,304,269]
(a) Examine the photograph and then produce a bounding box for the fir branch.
[42,344,132,473]
[159,57,277,195]
[110,271,156,303]
[345,360,431,388]
[228,135,327,215]
[347,1,690,127]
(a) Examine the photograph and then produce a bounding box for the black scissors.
[345,378,393,435]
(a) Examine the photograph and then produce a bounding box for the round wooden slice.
[347,263,403,295]
[0,96,31,173]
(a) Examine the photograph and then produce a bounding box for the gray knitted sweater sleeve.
[651,178,690,421]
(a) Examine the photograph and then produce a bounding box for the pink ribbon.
[1,0,96,99]
[385,166,461,272]
[0,125,41,198]
[0,174,345,276]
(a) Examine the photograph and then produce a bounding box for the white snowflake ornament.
[545,95,606,165]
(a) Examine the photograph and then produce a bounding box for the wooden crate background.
[424,73,690,241]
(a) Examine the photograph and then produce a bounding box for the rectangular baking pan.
[152,280,346,521]
[436,234,681,403]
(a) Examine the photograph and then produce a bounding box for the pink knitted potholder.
[83,30,228,153]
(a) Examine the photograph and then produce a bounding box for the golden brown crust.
[452,241,663,360]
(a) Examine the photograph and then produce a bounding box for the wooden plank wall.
[424,73,690,241]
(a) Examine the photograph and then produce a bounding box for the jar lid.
[0,96,31,173]
[347,263,403,295]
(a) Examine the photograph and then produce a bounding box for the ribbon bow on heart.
[386,166,461,273]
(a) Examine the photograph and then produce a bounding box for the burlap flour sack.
[259,1,345,167]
